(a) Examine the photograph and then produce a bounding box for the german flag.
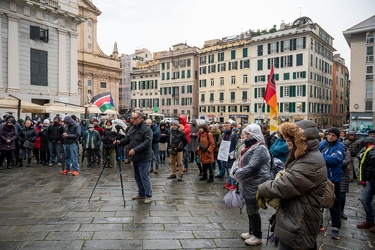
[91,91,115,112]
[264,66,278,132]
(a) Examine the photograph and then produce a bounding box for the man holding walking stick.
[114,112,153,204]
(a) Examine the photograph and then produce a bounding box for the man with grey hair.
[115,113,153,204]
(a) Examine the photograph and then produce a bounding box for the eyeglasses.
[130,117,139,120]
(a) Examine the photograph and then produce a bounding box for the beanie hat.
[43,119,50,125]
[368,130,375,135]
[326,127,340,138]
[347,130,355,135]
[364,137,375,145]
[171,120,179,126]
[5,115,15,122]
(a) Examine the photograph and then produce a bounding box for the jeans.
[63,143,79,171]
[118,145,126,161]
[360,181,375,223]
[329,181,341,230]
[212,155,223,174]
[224,159,237,186]
[133,161,152,198]
[152,143,160,170]
[183,144,189,168]
[49,142,62,164]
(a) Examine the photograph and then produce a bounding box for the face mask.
[89,128,94,131]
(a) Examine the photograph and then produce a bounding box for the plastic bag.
[223,188,246,214]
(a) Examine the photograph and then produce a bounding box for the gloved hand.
[358,181,366,186]
[256,191,267,209]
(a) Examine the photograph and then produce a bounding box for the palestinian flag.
[91,91,115,112]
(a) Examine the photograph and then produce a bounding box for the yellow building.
[332,54,349,127]
[199,36,252,124]
[77,0,121,110]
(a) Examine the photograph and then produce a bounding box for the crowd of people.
[1,112,375,248]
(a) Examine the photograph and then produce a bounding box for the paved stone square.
[0,159,374,249]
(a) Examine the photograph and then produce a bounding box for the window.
[365,100,373,111]
[240,59,250,69]
[254,75,266,82]
[218,63,226,72]
[187,85,192,93]
[220,77,224,86]
[201,94,205,101]
[30,48,48,86]
[199,79,207,87]
[243,48,248,58]
[219,92,224,101]
[208,54,214,63]
[87,79,92,86]
[187,59,191,67]
[242,74,248,84]
[255,88,265,98]
[367,32,374,44]
[293,71,306,79]
[200,56,207,65]
[242,91,248,100]
[229,61,238,70]
[88,20,92,27]
[100,82,106,88]
[30,25,49,42]
[166,72,170,80]
[367,65,373,80]
[283,73,290,80]
[210,93,214,101]
[296,85,303,96]
[181,70,185,78]
[283,86,290,97]
[187,70,191,78]
[161,63,165,70]
[366,82,373,98]
[209,65,216,73]
[231,76,236,84]
[257,59,263,71]
[231,50,236,59]
[200,66,207,75]
[367,46,374,62]
[296,54,303,66]
[180,59,186,67]
[230,92,236,101]
[173,71,180,79]
[210,78,214,86]
[218,52,224,62]
[257,45,263,56]
[181,86,185,94]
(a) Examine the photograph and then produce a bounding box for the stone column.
[0,12,3,91]
[70,33,79,98]
[58,29,67,95]
[7,15,20,91]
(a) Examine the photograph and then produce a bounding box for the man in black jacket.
[115,113,153,204]
[61,116,81,176]
[47,116,64,167]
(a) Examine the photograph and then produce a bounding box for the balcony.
[242,99,248,103]
[27,0,59,8]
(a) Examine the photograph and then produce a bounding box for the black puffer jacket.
[102,126,117,149]
[19,126,37,146]
[344,137,362,157]
[170,124,187,152]
[258,120,326,250]
[119,120,152,163]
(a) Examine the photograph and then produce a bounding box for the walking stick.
[117,145,126,208]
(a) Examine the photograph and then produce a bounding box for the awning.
[44,102,84,114]
[0,97,44,113]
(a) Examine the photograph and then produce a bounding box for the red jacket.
[178,115,190,143]
[94,125,104,137]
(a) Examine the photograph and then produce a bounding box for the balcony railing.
[28,0,59,8]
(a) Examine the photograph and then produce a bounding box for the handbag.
[23,140,34,149]
[322,179,335,208]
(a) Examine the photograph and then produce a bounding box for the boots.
[26,158,31,167]
[206,176,214,183]
[197,163,203,176]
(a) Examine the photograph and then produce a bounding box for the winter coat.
[211,129,222,155]
[150,123,161,144]
[47,123,64,143]
[319,139,346,182]
[340,148,351,193]
[102,126,117,149]
[39,126,50,150]
[234,124,273,200]
[119,120,152,163]
[83,130,101,151]
[222,129,238,161]
[258,120,327,250]
[178,115,190,143]
[0,124,17,151]
[62,116,81,145]
[197,131,215,164]
[270,137,289,163]
[19,126,37,147]
[344,137,362,157]
[159,125,170,143]
[189,123,199,152]
[359,147,375,183]
[94,125,104,137]
[170,125,187,152]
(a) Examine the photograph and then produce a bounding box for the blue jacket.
[319,140,346,182]
[150,123,161,144]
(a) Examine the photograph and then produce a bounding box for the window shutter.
[267,105,270,112]
[302,85,306,96]
[276,74,279,81]
[262,104,265,112]
[302,102,306,112]
[267,58,270,70]
[293,72,296,79]
[302,71,306,78]
[262,87,265,97]
[303,37,306,49]
[30,26,40,40]
[254,103,258,113]
[290,86,296,97]
[280,41,284,52]
[289,55,293,66]
[268,43,271,54]
[280,103,283,112]
[254,76,258,83]
[276,42,279,53]
[280,56,284,68]
[280,86,284,97]
[254,88,258,98]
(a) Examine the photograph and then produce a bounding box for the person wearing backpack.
[257,120,327,249]
[319,127,346,240]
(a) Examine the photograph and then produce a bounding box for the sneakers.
[132,195,146,200]
[183,168,188,172]
[369,227,375,233]
[228,185,236,191]
[167,174,177,179]
[57,163,62,167]
[154,169,159,174]
[177,175,183,181]
[144,197,152,204]
[357,221,375,229]
[60,170,71,175]
[72,171,79,176]
[245,235,262,246]
[48,163,54,167]
[223,183,231,189]
[319,225,325,232]
[331,230,340,240]
[241,232,251,240]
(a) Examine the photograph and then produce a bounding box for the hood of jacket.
[178,115,187,126]
[63,116,75,125]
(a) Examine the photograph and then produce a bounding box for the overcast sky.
[93,0,374,72]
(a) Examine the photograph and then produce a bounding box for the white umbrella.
[0,97,44,113]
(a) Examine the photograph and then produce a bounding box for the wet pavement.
[0,159,375,249]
